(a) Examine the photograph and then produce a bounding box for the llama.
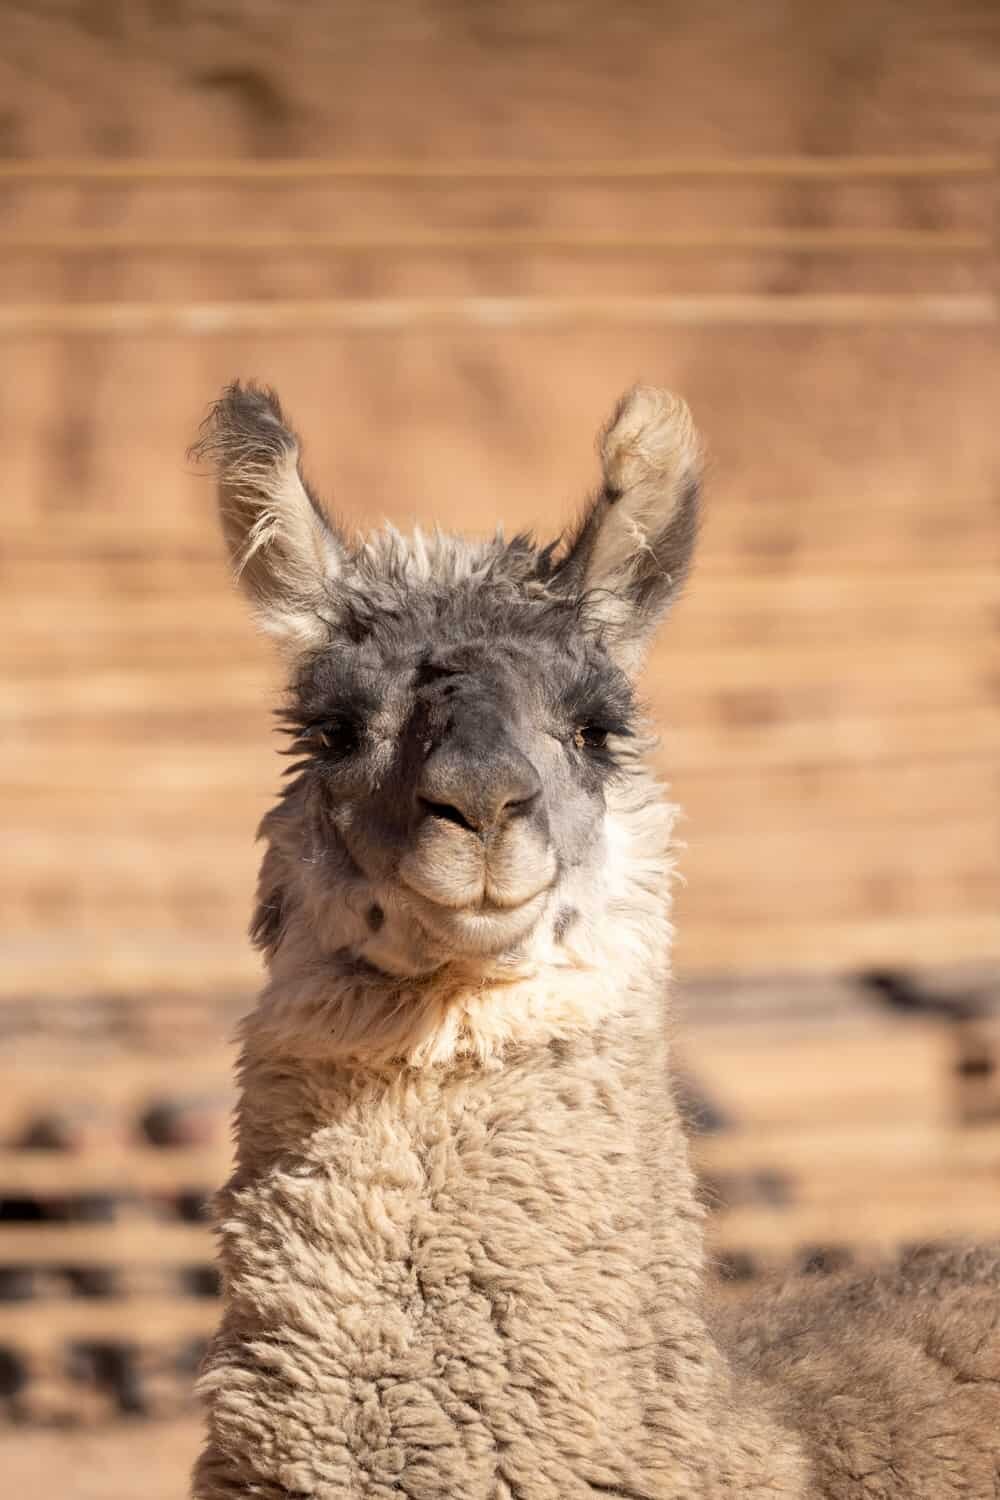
[191,382,1000,1499]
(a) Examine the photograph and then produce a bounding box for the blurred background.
[1,1,998,1494]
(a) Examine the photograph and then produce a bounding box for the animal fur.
[191,384,1000,1499]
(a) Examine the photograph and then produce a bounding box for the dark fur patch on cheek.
[553,906,579,943]
[250,885,287,954]
[366,903,385,933]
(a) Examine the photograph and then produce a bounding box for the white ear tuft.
[599,386,701,501]
[557,386,703,671]
[192,382,346,655]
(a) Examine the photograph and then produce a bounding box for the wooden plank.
[2,815,993,908]
[654,649,998,723]
[0,843,993,945]
[2,228,989,256]
[1,1421,200,1500]
[1,155,991,183]
[674,757,1000,833]
[20,1204,968,1275]
[0,1148,232,1193]
[661,705,1000,771]
[692,1122,1000,1179]
[2,638,994,719]
[4,568,999,655]
[1,726,993,796]
[4,561,997,603]
[0,295,994,336]
[674,569,1000,641]
[0,934,258,1000]
[684,817,997,886]
[0,1054,233,1107]
[702,499,1000,568]
[706,1197,1000,1255]
[677,913,1000,975]
[682,868,1000,929]
[6,754,994,844]
[0,1223,213,1266]
[3,496,998,567]
[51,1132,994,1200]
[682,1021,952,1124]
[0,1299,219,1354]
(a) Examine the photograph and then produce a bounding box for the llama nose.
[417,739,542,835]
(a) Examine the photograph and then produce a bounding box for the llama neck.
[199,979,787,1500]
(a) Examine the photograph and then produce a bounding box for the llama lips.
[398,883,550,956]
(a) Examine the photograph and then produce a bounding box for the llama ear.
[556,386,702,672]
[191,381,347,653]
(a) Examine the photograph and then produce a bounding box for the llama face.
[270,554,638,974]
[195,382,701,981]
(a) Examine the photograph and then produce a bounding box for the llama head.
[194,382,701,1020]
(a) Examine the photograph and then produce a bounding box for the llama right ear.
[191,382,347,653]
[555,386,702,673]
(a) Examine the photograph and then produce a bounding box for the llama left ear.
[556,386,702,672]
[191,381,348,655]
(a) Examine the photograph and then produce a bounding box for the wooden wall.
[1,0,997,995]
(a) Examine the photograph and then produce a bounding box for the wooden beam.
[0,228,989,256]
[0,154,992,182]
[0,294,994,336]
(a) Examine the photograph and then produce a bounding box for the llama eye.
[573,723,609,752]
[316,719,360,757]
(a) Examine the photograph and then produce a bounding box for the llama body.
[197,968,802,1496]
[192,384,999,1498]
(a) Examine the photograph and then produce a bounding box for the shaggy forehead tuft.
[300,524,600,653]
[289,531,634,728]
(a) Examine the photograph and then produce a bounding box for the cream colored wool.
[192,385,1000,1499]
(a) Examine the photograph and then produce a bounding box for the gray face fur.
[194,382,701,982]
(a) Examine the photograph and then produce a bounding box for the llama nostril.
[417,734,543,835]
[419,797,477,833]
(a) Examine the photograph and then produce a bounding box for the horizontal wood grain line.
[2,542,997,570]
[0,1061,234,1113]
[0,1222,214,1265]
[4,499,996,555]
[724,1165,1000,1214]
[5,561,998,597]
[0,1192,993,1268]
[692,1123,1000,1178]
[2,615,993,664]
[1,155,992,182]
[661,706,1000,771]
[4,816,994,877]
[4,752,994,835]
[705,1196,1000,1254]
[0,937,260,1000]
[1,228,989,255]
[0,1146,232,1193]
[2,706,997,774]
[3,635,994,695]
[0,622,992,673]
[0,1183,994,1280]
[0,294,994,335]
[676,913,1000,976]
[683,816,999,872]
[0,919,992,996]
[676,760,1000,831]
[682,874,1000,928]
[7,862,991,932]
[1,1026,952,1116]
[0,1298,219,1352]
